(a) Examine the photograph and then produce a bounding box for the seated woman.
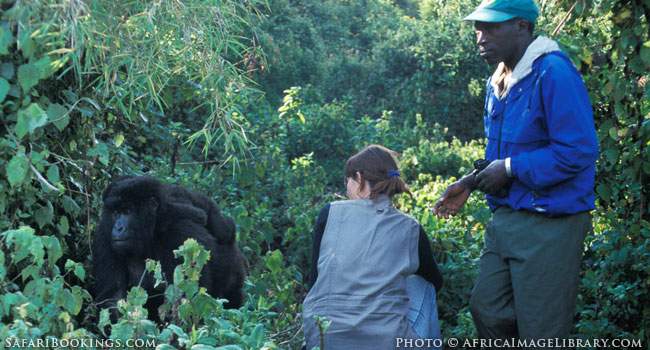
[302,144,443,349]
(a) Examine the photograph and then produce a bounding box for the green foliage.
[0,227,91,340]
[401,136,484,180]
[91,240,282,349]
[258,0,488,139]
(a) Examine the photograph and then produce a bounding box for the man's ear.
[516,19,531,33]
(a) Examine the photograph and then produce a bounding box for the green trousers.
[469,207,591,347]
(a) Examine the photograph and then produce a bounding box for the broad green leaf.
[6,153,29,187]
[114,133,125,147]
[0,26,11,55]
[17,63,39,93]
[157,345,177,350]
[127,287,148,306]
[57,216,69,236]
[0,293,25,317]
[0,78,8,103]
[65,259,76,273]
[20,262,37,282]
[0,63,14,79]
[604,149,619,163]
[29,236,45,266]
[31,149,46,163]
[2,227,35,259]
[166,324,187,338]
[34,56,54,80]
[111,322,135,340]
[62,196,81,216]
[60,288,83,315]
[98,309,111,331]
[74,263,86,281]
[265,249,283,274]
[42,236,63,267]
[87,142,110,165]
[34,201,54,228]
[191,345,218,350]
[146,259,164,287]
[178,302,193,321]
[47,103,69,131]
[596,184,612,202]
[16,57,54,94]
[46,164,60,183]
[608,127,618,141]
[178,278,199,297]
[16,103,48,139]
[245,324,265,347]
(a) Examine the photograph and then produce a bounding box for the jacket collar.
[490,36,560,99]
[348,194,393,212]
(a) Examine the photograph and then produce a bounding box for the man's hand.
[475,159,510,196]
[433,176,473,218]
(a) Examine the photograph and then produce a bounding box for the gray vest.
[303,196,420,349]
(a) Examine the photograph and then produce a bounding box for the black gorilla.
[92,176,247,321]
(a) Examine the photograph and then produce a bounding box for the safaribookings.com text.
[4,337,157,349]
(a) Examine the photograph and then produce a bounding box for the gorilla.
[92,176,247,321]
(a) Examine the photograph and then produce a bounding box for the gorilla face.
[109,197,159,256]
[100,176,164,257]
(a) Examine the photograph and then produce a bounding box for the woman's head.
[344,144,410,199]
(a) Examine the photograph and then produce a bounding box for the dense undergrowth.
[0,0,648,349]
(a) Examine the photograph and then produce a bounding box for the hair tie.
[388,170,400,178]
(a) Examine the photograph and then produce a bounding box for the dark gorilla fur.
[92,176,247,321]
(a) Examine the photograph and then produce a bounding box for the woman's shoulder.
[392,208,421,229]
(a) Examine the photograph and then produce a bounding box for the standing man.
[433,0,599,344]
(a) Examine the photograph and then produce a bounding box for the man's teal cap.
[464,0,540,23]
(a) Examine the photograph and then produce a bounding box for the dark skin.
[434,18,534,218]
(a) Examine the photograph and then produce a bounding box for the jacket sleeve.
[415,225,443,292]
[510,55,599,190]
[308,204,330,289]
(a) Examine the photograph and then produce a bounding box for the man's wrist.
[460,172,478,191]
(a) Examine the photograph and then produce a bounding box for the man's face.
[474,19,522,65]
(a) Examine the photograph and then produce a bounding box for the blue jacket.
[483,51,599,216]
